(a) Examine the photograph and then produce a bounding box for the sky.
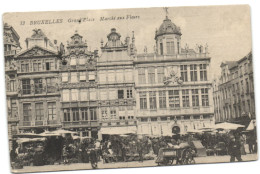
[3,5,252,77]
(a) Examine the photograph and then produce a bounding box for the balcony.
[62,120,98,128]
[4,50,16,57]
[20,120,60,127]
[100,119,137,127]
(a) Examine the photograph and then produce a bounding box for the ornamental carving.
[163,70,183,86]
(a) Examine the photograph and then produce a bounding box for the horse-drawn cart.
[155,144,196,166]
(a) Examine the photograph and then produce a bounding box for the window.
[110,108,117,119]
[79,57,85,65]
[180,65,188,82]
[9,80,16,92]
[138,68,146,84]
[200,64,207,81]
[48,102,56,120]
[46,61,54,70]
[80,89,88,101]
[190,65,198,81]
[169,90,180,108]
[241,80,244,92]
[140,92,147,110]
[72,108,79,121]
[177,42,180,54]
[99,72,107,83]
[90,90,96,100]
[22,79,31,94]
[33,60,42,72]
[125,70,133,82]
[34,79,43,94]
[119,116,125,120]
[23,103,31,121]
[101,108,108,120]
[80,72,86,81]
[128,116,134,120]
[71,72,78,83]
[21,62,29,72]
[182,89,190,107]
[108,71,115,82]
[127,89,133,98]
[46,78,56,93]
[159,91,166,108]
[118,90,124,99]
[81,108,88,120]
[192,89,199,107]
[71,89,79,101]
[116,70,124,82]
[160,42,163,55]
[70,57,76,66]
[62,73,68,82]
[149,91,157,110]
[201,88,209,106]
[35,103,44,120]
[64,109,70,122]
[157,67,164,83]
[11,99,17,118]
[90,108,97,121]
[109,90,117,100]
[166,41,174,54]
[88,71,95,81]
[148,67,155,84]
[127,105,133,110]
[100,90,107,100]
[246,78,249,93]
[62,89,70,101]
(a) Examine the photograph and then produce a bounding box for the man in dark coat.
[228,136,242,162]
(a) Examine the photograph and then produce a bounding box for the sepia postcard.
[2,5,257,173]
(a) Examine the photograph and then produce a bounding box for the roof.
[220,61,237,69]
[155,17,181,39]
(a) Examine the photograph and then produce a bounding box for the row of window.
[62,89,133,101]
[101,107,134,121]
[139,115,212,122]
[139,89,209,110]
[63,108,97,122]
[22,78,57,95]
[138,64,207,84]
[62,71,95,83]
[23,102,56,121]
[99,70,133,83]
[20,59,56,73]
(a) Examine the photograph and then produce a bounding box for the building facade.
[60,31,99,138]
[97,28,137,139]
[15,29,61,134]
[213,52,254,123]
[134,15,214,135]
[4,23,21,149]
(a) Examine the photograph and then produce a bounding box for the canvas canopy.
[246,120,256,131]
[214,122,244,130]
[100,126,137,135]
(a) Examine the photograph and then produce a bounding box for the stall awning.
[100,126,137,135]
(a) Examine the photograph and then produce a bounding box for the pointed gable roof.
[15,45,58,58]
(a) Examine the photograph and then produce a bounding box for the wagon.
[155,145,196,165]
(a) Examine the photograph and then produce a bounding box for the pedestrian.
[62,145,69,164]
[228,136,242,162]
[137,139,143,162]
[89,147,98,169]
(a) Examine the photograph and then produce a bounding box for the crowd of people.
[10,129,257,169]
